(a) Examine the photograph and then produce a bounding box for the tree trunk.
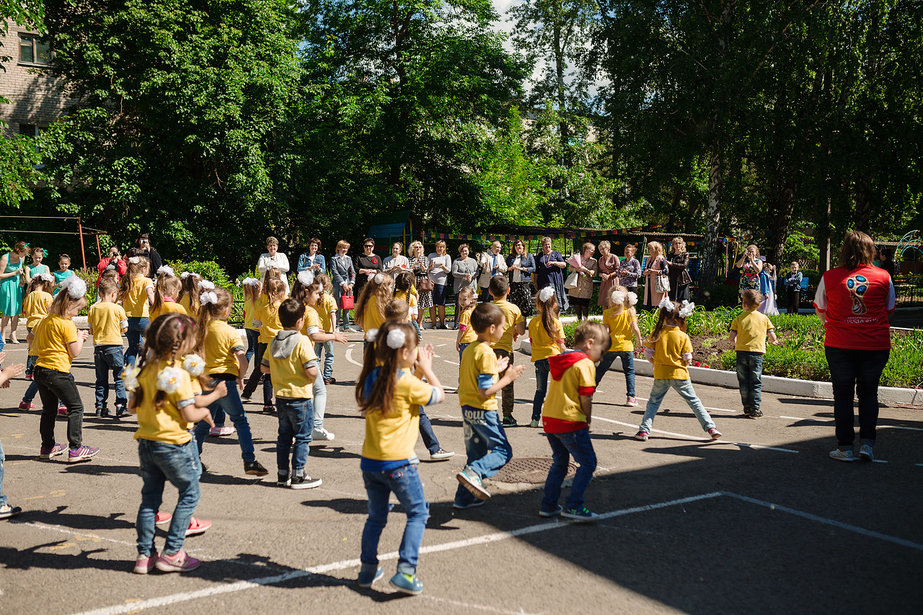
[699,146,723,293]
[770,179,797,266]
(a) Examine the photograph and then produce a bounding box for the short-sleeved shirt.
[317,293,337,333]
[360,295,384,339]
[33,314,79,373]
[814,264,895,351]
[457,307,477,344]
[205,319,245,375]
[123,275,153,317]
[528,315,565,362]
[491,300,523,353]
[301,304,323,337]
[394,289,418,314]
[243,296,260,330]
[89,301,128,346]
[652,326,692,380]
[257,300,283,344]
[542,351,596,432]
[459,341,499,410]
[133,361,196,445]
[22,290,53,329]
[360,369,440,468]
[262,333,317,399]
[179,294,197,318]
[731,310,774,354]
[149,300,188,322]
[604,307,636,352]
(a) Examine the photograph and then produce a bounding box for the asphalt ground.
[1,327,922,615]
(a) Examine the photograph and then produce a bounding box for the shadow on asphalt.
[301,497,367,515]
[20,506,135,530]
[0,542,125,572]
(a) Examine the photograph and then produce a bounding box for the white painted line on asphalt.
[592,416,799,453]
[70,492,725,615]
[344,346,362,367]
[723,492,923,551]
[422,594,543,615]
[444,360,459,366]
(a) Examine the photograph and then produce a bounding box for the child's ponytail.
[195,287,232,350]
[355,273,394,327]
[178,272,202,314]
[131,313,196,411]
[536,286,559,339]
[118,256,149,304]
[152,275,181,316]
[355,320,417,417]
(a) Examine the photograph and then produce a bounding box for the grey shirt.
[451,257,478,293]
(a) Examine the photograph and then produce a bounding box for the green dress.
[0,253,25,316]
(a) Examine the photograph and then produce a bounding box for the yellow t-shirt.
[22,290,53,329]
[257,300,283,344]
[243,296,260,330]
[360,295,384,339]
[652,326,693,380]
[204,319,245,375]
[178,294,196,317]
[261,333,317,399]
[731,310,774,354]
[528,315,565,362]
[542,354,595,428]
[133,360,196,445]
[458,307,477,344]
[123,275,153,318]
[317,293,336,333]
[491,300,523,353]
[33,314,79,373]
[459,341,499,410]
[88,301,128,346]
[394,289,418,316]
[149,300,188,322]
[361,370,437,461]
[301,304,323,337]
[604,307,636,352]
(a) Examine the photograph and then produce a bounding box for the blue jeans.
[314,340,334,381]
[22,354,38,403]
[640,379,715,434]
[275,397,314,474]
[541,429,597,511]
[418,408,441,454]
[736,351,763,410]
[0,439,6,507]
[94,345,127,409]
[454,407,512,506]
[532,359,550,421]
[361,463,429,575]
[312,373,326,431]
[245,328,259,364]
[193,374,256,462]
[458,343,469,363]
[124,317,149,366]
[136,438,201,556]
[595,351,635,396]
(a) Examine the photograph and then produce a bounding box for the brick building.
[1,19,70,137]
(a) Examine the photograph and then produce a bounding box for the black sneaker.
[94,407,104,417]
[277,473,290,487]
[115,405,128,418]
[244,460,269,476]
[263,405,275,414]
[744,408,763,419]
[501,416,517,427]
[290,474,323,490]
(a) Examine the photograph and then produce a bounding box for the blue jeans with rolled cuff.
[453,407,512,507]
[275,397,314,474]
[314,340,335,381]
[94,344,127,410]
[639,379,715,434]
[136,438,201,556]
[541,428,597,512]
[361,463,429,576]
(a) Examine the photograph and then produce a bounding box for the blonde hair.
[355,274,394,328]
[242,280,262,302]
[260,267,282,298]
[409,241,424,256]
[178,272,202,314]
[195,287,233,350]
[266,236,279,247]
[316,273,333,293]
[336,240,350,251]
[598,240,611,252]
[264,277,287,304]
[625,243,637,257]
[671,237,686,254]
[746,244,761,258]
[457,286,476,311]
[48,287,87,317]
[118,256,150,304]
[581,242,595,254]
[647,242,664,259]
[152,275,181,316]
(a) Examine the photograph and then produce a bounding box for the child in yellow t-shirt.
[315,273,339,384]
[30,276,99,462]
[19,273,54,410]
[487,276,525,426]
[394,271,422,342]
[455,303,525,509]
[597,286,643,406]
[636,298,721,442]
[150,275,187,321]
[127,312,224,574]
[541,321,609,521]
[454,287,477,361]
[177,272,202,317]
[528,287,566,428]
[355,273,394,342]
[242,277,287,411]
[355,320,445,593]
[118,256,154,366]
[88,279,128,417]
[730,289,780,419]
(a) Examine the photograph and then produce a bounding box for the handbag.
[339,290,354,310]
[418,276,434,292]
[564,272,579,290]
[654,274,671,294]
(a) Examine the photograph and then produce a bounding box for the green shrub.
[74,268,99,316]
[165,260,233,290]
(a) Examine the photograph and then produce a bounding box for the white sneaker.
[430,449,455,461]
[859,444,874,462]
[312,428,335,441]
[829,448,855,462]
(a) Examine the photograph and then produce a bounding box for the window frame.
[18,33,53,66]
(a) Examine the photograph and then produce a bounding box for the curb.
[519,340,919,405]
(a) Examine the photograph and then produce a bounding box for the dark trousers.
[35,366,83,449]
[736,351,763,410]
[786,288,801,314]
[825,347,890,446]
[493,348,515,418]
[242,342,273,405]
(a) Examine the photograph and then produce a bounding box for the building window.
[19,34,52,65]
[19,124,39,137]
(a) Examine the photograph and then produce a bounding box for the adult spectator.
[506,239,535,318]
[297,237,326,275]
[331,240,356,330]
[619,243,642,296]
[354,237,382,296]
[568,242,598,320]
[667,236,692,302]
[735,244,763,297]
[596,240,620,308]
[408,241,431,328]
[535,236,568,312]
[477,241,507,302]
[257,236,290,294]
[427,240,452,329]
[96,246,127,286]
[814,231,895,463]
[642,241,669,310]
[135,233,162,276]
[0,241,29,343]
[451,243,478,295]
[383,242,409,278]
[782,262,803,314]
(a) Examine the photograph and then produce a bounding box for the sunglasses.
[364,244,374,248]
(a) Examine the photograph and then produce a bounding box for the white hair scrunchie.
[366,328,379,343]
[610,290,626,306]
[627,291,639,306]
[198,280,215,291]
[297,270,315,287]
[678,301,695,318]
[241,277,259,287]
[386,327,407,349]
[200,291,218,306]
[373,273,385,285]
[180,271,191,279]
[538,287,555,303]
[128,256,141,265]
[182,354,205,378]
[60,275,87,299]
[156,265,175,277]
[658,296,675,313]
[39,272,55,283]
[122,365,140,392]
[156,367,184,394]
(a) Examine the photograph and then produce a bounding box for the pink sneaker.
[626,396,638,407]
[155,549,201,573]
[185,517,212,537]
[634,431,649,442]
[57,405,67,416]
[209,426,235,437]
[708,428,722,440]
[19,401,35,410]
[133,551,158,574]
[155,512,172,526]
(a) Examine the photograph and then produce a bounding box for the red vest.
[814,265,894,350]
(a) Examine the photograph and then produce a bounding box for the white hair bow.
[241,277,260,287]
[39,272,55,283]
[366,328,379,343]
[198,280,214,291]
[200,291,218,306]
[297,270,315,287]
[678,301,695,318]
[610,290,626,306]
[658,296,675,313]
[128,256,141,265]
[538,287,555,303]
[386,328,407,349]
[373,273,385,285]
[626,291,638,306]
[60,275,87,299]
[156,265,175,277]
[180,271,191,279]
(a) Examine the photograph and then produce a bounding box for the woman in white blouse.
[383,242,410,278]
[257,236,290,292]
[427,239,452,329]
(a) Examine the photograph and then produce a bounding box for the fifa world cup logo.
[845,274,869,315]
